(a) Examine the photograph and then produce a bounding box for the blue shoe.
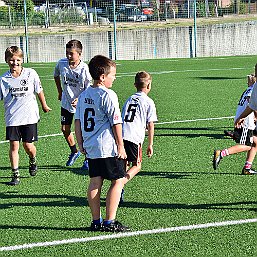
[66,151,81,166]
[81,159,89,170]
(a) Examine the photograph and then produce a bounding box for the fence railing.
[0,0,257,28]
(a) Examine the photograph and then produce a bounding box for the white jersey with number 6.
[75,85,122,159]
[0,68,43,127]
[122,91,157,145]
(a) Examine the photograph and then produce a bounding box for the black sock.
[69,145,77,154]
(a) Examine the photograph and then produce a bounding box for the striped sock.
[221,149,229,157]
[244,161,252,169]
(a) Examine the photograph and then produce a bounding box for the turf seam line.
[1,218,256,252]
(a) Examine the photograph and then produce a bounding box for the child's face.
[103,66,116,88]
[66,48,81,63]
[7,54,23,71]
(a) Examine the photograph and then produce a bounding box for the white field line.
[40,67,246,79]
[0,116,234,144]
[0,218,256,252]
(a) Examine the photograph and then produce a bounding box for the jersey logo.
[20,79,28,86]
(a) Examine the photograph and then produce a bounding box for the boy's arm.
[112,123,127,159]
[54,76,62,101]
[234,106,253,128]
[75,119,85,154]
[146,121,154,157]
[37,91,52,113]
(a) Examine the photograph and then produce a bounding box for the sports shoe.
[81,159,89,170]
[102,220,130,233]
[66,151,81,166]
[224,130,234,138]
[29,159,37,176]
[8,174,20,186]
[242,167,257,175]
[90,221,103,232]
[213,150,222,170]
[119,188,125,204]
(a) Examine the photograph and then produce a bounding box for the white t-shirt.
[0,68,43,126]
[122,91,157,145]
[54,58,92,113]
[235,84,255,130]
[75,85,122,159]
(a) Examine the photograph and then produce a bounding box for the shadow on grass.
[154,126,233,139]
[119,201,257,213]
[0,192,86,209]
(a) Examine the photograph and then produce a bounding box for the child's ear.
[99,74,105,82]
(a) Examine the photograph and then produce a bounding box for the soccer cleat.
[242,167,257,175]
[224,130,234,138]
[29,159,37,176]
[66,151,81,166]
[90,221,103,232]
[119,188,125,204]
[81,159,89,170]
[213,150,222,170]
[8,174,20,186]
[102,220,130,233]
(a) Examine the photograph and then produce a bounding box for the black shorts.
[6,123,38,143]
[61,107,74,125]
[88,157,126,180]
[233,127,253,146]
[124,140,142,164]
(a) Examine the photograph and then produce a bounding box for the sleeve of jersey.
[249,84,257,110]
[84,65,92,88]
[147,100,158,123]
[53,62,60,77]
[33,70,43,94]
[104,90,122,126]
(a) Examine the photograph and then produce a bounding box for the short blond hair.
[134,71,152,90]
[5,46,23,62]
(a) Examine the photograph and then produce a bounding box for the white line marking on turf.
[155,116,234,125]
[0,116,234,144]
[0,218,256,252]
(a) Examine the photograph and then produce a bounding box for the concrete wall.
[0,20,257,63]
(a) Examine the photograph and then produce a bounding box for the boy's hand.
[234,118,244,128]
[146,145,153,158]
[71,98,78,108]
[42,105,52,113]
[117,145,127,159]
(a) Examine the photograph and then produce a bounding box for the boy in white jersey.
[54,39,91,169]
[75,55,130,232]
[120,71,157,203]
[0,46,51,185]
[213,74,257,175]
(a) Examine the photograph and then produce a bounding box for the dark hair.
[134,71,152,89]
[5,46,23,62]
[66,39,83,54]
[88,55,116,80]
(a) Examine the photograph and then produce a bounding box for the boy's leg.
[242,136,257,175]
[105,178,124,221]
[213,144,251,170]
[62,124,81,166]
[87,176,103,220]
[8,140,20,185]
[23,142,37,176]
[123,162,141,185]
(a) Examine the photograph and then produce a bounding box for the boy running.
[120,71,157,202]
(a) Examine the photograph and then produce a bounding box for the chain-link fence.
[1,0,257,28]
